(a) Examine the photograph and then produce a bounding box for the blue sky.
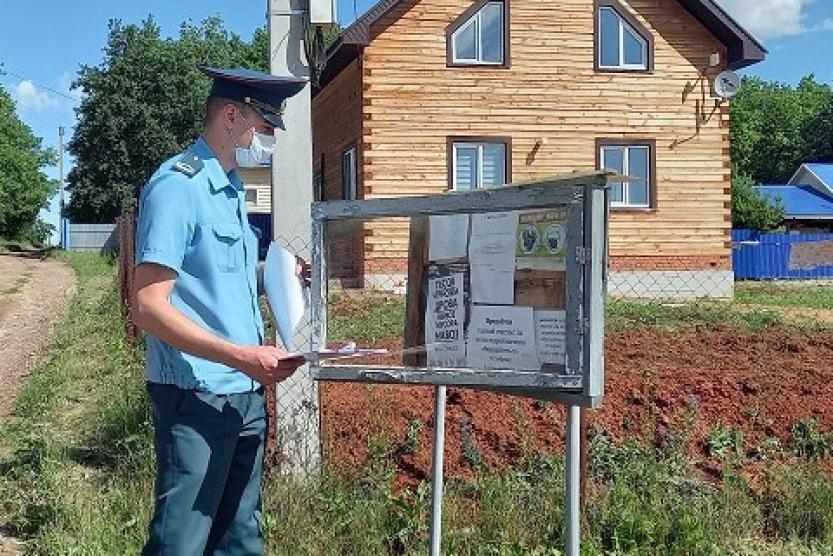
[1,0,832,243]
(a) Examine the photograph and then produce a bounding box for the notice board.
[309,173,610,407]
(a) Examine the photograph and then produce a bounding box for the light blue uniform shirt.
[135,137,265,394]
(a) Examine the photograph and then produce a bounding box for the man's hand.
[133,262,305,385]
[295,256,311,288]
[234,345,305,385]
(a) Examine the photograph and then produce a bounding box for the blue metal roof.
[805,163,833,188]
[756,184,833,218]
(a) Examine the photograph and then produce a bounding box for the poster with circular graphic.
[519,223,540,254]
[543,223,565,254]
[516,209,567,270]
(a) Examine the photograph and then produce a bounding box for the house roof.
[756,185,833,220]
[789,163,833,189]
[317,0,767,90]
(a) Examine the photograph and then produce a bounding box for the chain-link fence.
[268,232,320,476]
[116,206,833,480]
[603,229,833,318]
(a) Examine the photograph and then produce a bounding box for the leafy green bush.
[791,419,832,461]
[731,172,785,231]
[707,423,745,462]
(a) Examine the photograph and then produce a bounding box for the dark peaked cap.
[199,66,307,129]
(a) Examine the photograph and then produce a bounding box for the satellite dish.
[714,70,741,99]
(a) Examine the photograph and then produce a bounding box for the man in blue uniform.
[132,66,307,555]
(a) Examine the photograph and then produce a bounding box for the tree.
[731,75,833,184]
[67,17,268,222]
[731,172,785,231]
[805,97,833,163]
[0,84,56,242]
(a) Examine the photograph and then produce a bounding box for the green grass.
[2,256,833,554]
[328,290,407,343]
[1,271,34,296]
[0,252,153,554]
[324,289,829,342]
[736,282,833,310]
[606,299,788,332]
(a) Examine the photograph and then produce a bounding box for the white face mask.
[236,132,275,168]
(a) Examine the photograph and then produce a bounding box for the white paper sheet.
[534,310,566,364]
[263,242,306,350]
[468,211,519,265]
[466,305,540,371]
[287,347,389,362]
[468,212,518,304]
[428,214,470,261]
[470,264,515,305]
[425,272,467,367]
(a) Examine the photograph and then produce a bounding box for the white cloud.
[14,80,59,112]
[718,0,811,40]
[812,17,833,32]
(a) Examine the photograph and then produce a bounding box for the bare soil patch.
[320,326,833,485]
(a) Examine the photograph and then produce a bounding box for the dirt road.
[0,251,76,555]
[0,251,76,419]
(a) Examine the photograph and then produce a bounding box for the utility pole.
[267,0,320,475]
[58,125,65,248]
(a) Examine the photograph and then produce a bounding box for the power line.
[0,65,79,102]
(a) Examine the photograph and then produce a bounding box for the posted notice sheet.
[425,272,467,367]
[428,214,470,261]
[467,305,540,370]
[468,211,518,304]
[534,310,566,364]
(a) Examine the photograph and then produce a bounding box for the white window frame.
[452,141,507,191]
[597,6,648,70]
[244,187,259,206]
[451,1,505,65]
[342,146,358,201]
[600,144,651,208]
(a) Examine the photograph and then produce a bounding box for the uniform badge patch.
[172,154,204,177]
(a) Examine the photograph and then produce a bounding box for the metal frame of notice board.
[309,172,610,556]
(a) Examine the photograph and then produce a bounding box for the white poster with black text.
[467,305,540,370]
[425,272,467,367]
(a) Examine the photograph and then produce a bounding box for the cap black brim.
[257,110,285,130]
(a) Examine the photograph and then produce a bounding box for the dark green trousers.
[142,382,266,556]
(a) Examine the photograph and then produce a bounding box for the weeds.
[707,422,745,462]
[791,418,832,461]
[2,253,833,555]
[394,419,424,458]
[764,463,833,546]
[461,418,484,470]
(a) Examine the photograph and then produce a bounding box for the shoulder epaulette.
[172,152,204,178]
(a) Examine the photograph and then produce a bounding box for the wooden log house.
[312,0,765,299]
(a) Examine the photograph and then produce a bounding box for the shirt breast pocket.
[212,223,244,272]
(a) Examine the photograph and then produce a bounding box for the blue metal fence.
[732,229,833,280]
[248,213,272,258]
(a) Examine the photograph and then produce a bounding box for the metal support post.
[429,385,447,556]
[565,404,580,556]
